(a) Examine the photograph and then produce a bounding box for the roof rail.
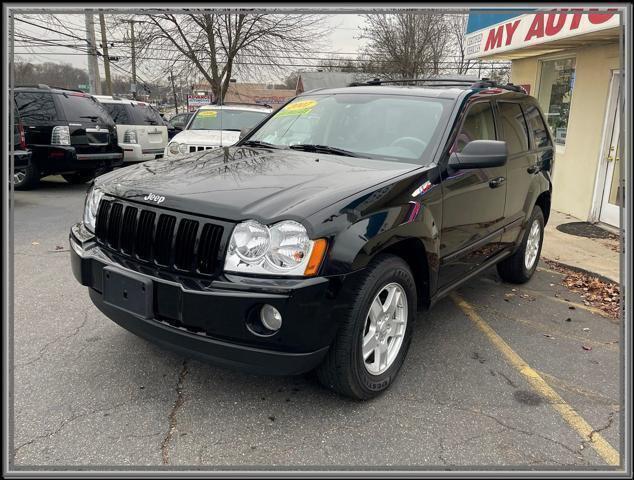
[348,76,527,93]
[349,77,477,87]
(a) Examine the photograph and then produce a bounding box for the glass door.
[599,72,621,227]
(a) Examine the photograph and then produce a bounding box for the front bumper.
[69,223,351,375]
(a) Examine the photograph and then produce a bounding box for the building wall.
[510,42,619,221]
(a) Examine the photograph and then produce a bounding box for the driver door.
[438,100,507,288]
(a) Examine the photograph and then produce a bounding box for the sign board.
[187,94,212,112]
[465,9,620,59]
[78,84,90,92]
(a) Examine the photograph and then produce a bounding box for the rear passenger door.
[496,101,532,245]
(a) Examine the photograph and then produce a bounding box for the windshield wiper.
[288,144,360,157]
[241,140,284,149]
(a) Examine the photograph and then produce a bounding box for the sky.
[13,13,368,86]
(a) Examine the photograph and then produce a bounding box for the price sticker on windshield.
[277,99,317,117]
[198,110,218,117]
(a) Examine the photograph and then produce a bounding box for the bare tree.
[445,14,477,75]
[359,12,450,80]
[132,12,326,102]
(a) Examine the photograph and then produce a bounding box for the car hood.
[95,147,418,223]
[170,129,240,147]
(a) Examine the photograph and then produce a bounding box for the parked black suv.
[13,85,123,190]
[70,79,553,399]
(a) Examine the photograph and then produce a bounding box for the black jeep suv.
[70,79,553,399]
[13,85,123,190]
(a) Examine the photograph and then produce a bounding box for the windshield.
[188,109,269,131]
[60,94,112,124]
[248,94,450,163]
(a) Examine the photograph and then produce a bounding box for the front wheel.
[317,254,417,400]
[497,205,545,284]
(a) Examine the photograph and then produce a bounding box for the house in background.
[465,8,622,229]
[191,82,295,110]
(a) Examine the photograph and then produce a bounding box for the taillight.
[18,123,26,149]
[51,126,71,145]
[123,129,138,144]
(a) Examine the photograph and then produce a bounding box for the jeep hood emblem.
[144,193,165,204]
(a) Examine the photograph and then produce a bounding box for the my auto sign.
[465,9,620,59]
[187,94,212,112]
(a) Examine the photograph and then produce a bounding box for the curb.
[541,257,620,285]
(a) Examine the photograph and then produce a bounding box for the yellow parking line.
[450,292,620,466]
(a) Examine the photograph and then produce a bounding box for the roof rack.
[348,77,526,93]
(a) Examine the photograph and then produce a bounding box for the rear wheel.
[62,171,95,185]
[317,254,417,400]
[14,164,40,190]
[497,205,545,284]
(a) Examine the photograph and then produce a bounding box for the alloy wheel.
[362,282,408,375]
[524,219,541,270]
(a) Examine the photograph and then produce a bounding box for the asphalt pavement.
[11,176,623,470]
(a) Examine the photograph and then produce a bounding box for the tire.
[14,164,40,191]
[62,171,95,185]
[317,254,417,400]
[497,205,545,284]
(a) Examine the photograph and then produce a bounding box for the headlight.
[83,186,104,233]
[224,220,327,276]
[123,129,138,144]
[179,143,188,154]
[168,142,180,155]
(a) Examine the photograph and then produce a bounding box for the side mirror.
[239,127,252,140]
[449,140,507,169]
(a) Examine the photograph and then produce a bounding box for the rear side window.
[454,101,496,152]
[102,103,132,124]
[58,94,112,124]
[523,103,552,149]
[498,102,529,155]
[14,92,58,125]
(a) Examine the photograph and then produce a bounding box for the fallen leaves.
[544,260,621,319]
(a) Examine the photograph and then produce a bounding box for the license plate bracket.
[103,266,153,319]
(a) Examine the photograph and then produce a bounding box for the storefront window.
[537,57,576,146]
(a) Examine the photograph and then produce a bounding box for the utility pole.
[170,71,179,114]
[85,10,101,94]
[122,19,137,99]
[99,13,112,96]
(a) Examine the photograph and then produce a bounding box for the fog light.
[260,304,282,331]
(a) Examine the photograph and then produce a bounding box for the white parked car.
[95,96,168,163]
[164,104,272,157]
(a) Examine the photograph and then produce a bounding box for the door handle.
[489,177,506,188]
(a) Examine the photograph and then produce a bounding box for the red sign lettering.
[525,13,545,41]
[545,11,567,36]
[504,20,521,45]
[570,9,584,29]
[484,25,504,51]
[588,8,617,24]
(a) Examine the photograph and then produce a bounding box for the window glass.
[250,94,450,163]
[189,109,269,131]
[102,103,132,124]
[454,102,496,152]
[499,102,529,155]
[130,104,164,125]
[537,57,575,146]
[59,93,112,123]
[523,103,551,148]
[14,92,57,124]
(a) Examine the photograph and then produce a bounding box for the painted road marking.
[450,292,620,466]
